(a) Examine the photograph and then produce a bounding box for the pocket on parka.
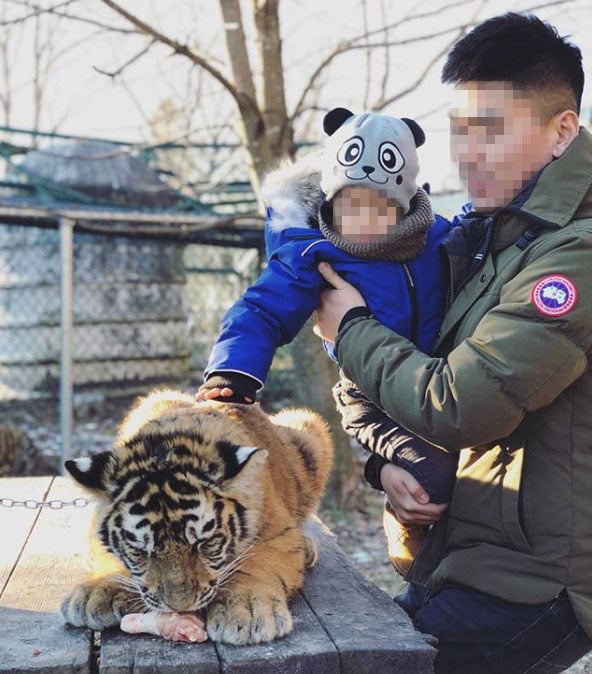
[499,447,533,554]
[447,445,533,555]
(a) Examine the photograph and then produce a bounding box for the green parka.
[335,127,592,638]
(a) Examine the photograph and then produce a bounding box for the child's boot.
[382,501,429,576]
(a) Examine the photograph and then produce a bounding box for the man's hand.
[381,463,448,525]
[314,262,366,343]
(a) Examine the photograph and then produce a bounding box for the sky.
[2,0,592,193]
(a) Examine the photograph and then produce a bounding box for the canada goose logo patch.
[531,275,578,317]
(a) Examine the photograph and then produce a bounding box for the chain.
[0,497,89,509]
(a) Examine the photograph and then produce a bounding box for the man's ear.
[64,452,115,496]
[401,118,426,148]
[551,110,580,158]
[323,107,355,136]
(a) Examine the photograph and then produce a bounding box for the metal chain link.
[0,497,89,509]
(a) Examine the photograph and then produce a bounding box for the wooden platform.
[0,476,436,673]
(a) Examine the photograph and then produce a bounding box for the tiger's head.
[65,391,269,613]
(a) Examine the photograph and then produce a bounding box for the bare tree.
[3,0,582,501]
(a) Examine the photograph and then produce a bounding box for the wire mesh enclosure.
[0,221,263,469]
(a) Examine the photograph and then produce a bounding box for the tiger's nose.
[162,590,194,612]
[362,165,375,175]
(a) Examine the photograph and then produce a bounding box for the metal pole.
[59,216,74,472]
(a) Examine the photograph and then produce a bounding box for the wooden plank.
[99,628,220,674]
[302,520,436,674]
[0,478,436,673]
[0,477,53,595]
[99,552,339,673]
[215,593,339,674]
[0,476,95,674]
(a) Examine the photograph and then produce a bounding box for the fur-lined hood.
[261,154,322,231]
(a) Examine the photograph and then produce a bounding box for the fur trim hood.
[261,154,322,232]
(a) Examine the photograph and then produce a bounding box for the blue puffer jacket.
[205,211,451,389]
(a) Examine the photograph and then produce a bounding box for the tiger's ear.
[220,444,268,481]
[236,446,268,470]
[64,452,115,496]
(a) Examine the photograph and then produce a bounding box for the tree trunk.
[248,1,352,503]
[289,323,357,506]
[218,0,274,198]
[252,0,295,160]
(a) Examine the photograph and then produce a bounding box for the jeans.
[396,583,592,673]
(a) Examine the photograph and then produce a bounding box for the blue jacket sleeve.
[204,237,324,388]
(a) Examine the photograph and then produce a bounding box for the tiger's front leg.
[206,531,308,645]
[61,574,140,630]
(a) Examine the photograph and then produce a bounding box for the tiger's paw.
[206,593,293,644]
[61,578,138,630]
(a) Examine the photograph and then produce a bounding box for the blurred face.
[450,82,558,213]
[332,186,403,243]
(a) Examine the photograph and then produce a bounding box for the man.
[314,13,592,673]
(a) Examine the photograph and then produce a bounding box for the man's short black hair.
[442,13,584,116]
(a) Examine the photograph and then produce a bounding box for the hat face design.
[336,134,406,187]
[320,109,425,213]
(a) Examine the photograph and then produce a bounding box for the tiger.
[60,389,333,645]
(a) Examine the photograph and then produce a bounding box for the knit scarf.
[318,187,435,262]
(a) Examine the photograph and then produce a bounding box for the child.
[198,107,457,574]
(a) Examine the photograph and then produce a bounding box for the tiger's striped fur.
[60,390,333,644]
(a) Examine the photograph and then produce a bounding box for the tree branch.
[291,0,578,121]
[2,0,136,33]
[353,0,483,44]
[372,36,456,111]
[378,0,391,109]
[362,0,372,110]
[1,0,77,26]
[98,0,258,116]
[373,0,489,110]
[93,40,155,79]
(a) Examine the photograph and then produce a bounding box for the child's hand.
[196,386,253,404]
[197,373,258,404]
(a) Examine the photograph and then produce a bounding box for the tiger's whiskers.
[216,542,257,590]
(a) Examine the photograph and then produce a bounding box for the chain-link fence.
[0,220,279,471]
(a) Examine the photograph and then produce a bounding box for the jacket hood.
[261,154,322,231]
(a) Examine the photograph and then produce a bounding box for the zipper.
[444,207,555,313]
[402,263,419,345]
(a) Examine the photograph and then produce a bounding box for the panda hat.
[318,107,435,262]
[320,107,425,214]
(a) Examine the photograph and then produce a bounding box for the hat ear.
[323,107,355,136]
[401,118,426,148]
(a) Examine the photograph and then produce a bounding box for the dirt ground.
[320,488,406,599]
